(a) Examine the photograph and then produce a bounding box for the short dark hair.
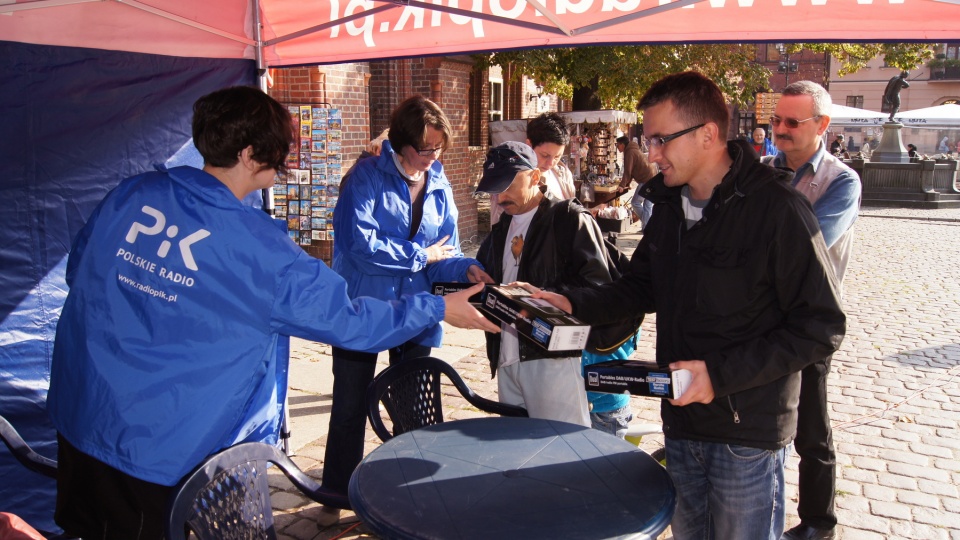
[526,112,570,149]
[616,136,629,146]
[638,71,729,137]
[192,86,294,175]
[388,96,451,153]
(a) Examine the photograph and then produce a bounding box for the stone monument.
[873,71,910,163]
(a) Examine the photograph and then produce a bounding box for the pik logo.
[125,206,211,271]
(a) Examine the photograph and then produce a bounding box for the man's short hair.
[616,136,629,146]
[639,71,730,137]
[193,86,294,174]
[526,112,570,149]
[836,134,844,139]
[388,95,451,154]
[781,80,833,117]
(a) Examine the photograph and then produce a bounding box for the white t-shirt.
[498,206,537,369]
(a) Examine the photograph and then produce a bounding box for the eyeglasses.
[416,146,444,157]
[770,115,821,129]
[646,124,705,150]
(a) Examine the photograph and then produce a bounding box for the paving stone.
[913,506,960,529]
[908,441,957,459]
[862,483,896,502]
[917,478,959,498]
[869,500,913,520]
[889,521,952,540]
[878,447,931,466]
[897,490,943,509]
[852,455,887,471]
[876,472,919,490]
[935,457,960,472]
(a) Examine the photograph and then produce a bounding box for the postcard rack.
[273,102,342,265]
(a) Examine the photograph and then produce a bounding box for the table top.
[348,417,675,540]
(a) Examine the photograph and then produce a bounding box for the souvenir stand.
[488,110,636,209]
[558,110,637,213]
[273,103,344,266]
[488,111,636,236]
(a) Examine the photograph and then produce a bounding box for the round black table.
[348,417,675,540]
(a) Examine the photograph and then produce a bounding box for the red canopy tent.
[3,0,959,68]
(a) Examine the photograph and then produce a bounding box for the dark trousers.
[321,341,431,495]
[795,356,837,530]
[55,434,173,540]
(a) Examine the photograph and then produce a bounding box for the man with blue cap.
[475,141,618,426]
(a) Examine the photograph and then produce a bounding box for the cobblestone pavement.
[269,206,960,540]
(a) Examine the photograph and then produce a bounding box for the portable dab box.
[584,360,691,399]
[479,285,590,352]
[431,282,482,304]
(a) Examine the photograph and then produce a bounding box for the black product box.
[479,285,590,352]
[431,282,482,303]
[597,217,630,233]
[584,360,691,399]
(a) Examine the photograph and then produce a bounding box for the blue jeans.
[630,190,653,230]
[321,342,431,495]
[590,406,634,439]
[665,438,786,540]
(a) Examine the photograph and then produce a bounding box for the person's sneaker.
[315,506,341,528]
[782,523,837,540]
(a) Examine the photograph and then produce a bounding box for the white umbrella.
[828,104,887,126]
[896,104,960,128]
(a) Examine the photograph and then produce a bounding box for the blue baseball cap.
[475,141,537,194]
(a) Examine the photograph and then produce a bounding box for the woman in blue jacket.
[47,87,496,540]
[319,96,493,523]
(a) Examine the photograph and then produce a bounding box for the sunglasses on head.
[770,115,821,129]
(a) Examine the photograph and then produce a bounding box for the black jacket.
[567,140,846,449]
[477,197,612,377]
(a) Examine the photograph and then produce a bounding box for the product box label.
[480,285,590,352]
[584,360,691,399]
[431,282,482,303]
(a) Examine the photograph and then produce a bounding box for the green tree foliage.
[475,45,770,111]
[799,43,935,76]
[474,43,936,112]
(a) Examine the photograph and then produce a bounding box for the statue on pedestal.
[882,71,910,122]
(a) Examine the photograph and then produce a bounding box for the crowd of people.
[47,72,862,540]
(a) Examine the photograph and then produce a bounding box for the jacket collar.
[639,139,791,221]
[376,140,449,192]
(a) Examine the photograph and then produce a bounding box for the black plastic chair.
[0,414,57,479]
[365,356,528,442]
[165,442,350,540]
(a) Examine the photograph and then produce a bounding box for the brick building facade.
[269,56,487,245]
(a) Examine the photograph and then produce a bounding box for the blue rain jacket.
[333,141,479,348]
[48,166,445,486]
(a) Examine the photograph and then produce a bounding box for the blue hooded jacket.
[48,166,445,485]
[333,141,480,348]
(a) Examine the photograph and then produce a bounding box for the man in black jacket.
[533,72,846,540]
[475,141,615,427]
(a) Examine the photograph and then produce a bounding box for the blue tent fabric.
[0,40,255,532]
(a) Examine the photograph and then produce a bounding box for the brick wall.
[269,64,370,176]
[271,59,483,247]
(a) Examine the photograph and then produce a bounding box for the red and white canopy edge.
[2,0,958,71]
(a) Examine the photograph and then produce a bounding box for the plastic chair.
[366,356,528,442]
[0,414,57,479]
[165,442,350,540]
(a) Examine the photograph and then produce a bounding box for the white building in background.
[828,44,960,155]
